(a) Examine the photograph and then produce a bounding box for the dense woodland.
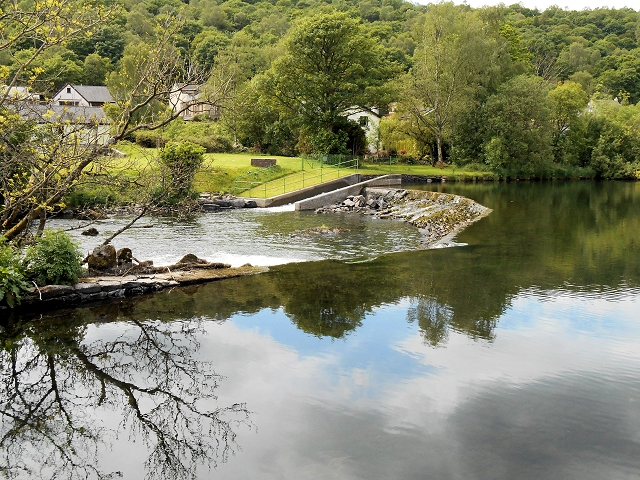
[2,0,640,180]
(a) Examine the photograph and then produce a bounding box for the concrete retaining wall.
[294,174,402,211]
[247,174,363,208]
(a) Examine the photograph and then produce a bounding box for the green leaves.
[158,141,206,200]
[0,238,29,308]
[258,11,392,154]
[23,230,84,286]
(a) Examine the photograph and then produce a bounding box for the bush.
[23,230,84,286]
[134,130,167,148]
[183,135,232,153]
[65,185,122,208]
[0,238,29,308]
[158,141,206,200]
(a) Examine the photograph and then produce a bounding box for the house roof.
[73,85,113,103]
[1,85,43,101]
[14,104,109,124]
[56,84,113,103]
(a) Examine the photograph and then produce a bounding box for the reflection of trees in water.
[407,296,497,347]
[0,316,249,480]
[407,297,452,347]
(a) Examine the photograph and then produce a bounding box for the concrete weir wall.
[294,174,402,211]
[248,174,364,208]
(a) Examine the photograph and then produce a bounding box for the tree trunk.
[436,132,444,165]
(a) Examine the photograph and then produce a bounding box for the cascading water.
[46,205,425,267]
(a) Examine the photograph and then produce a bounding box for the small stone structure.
[6,264,268,312]
[315,187,491,248]
[251,158,276,168]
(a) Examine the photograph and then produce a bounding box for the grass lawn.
[107,143,494,199]
[238,160,495,198]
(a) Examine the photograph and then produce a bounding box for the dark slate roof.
[14,104,109,124]
[72,85,113,103]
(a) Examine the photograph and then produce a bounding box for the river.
[2,181,640,479]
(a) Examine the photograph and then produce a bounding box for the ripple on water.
[45,209,426,267]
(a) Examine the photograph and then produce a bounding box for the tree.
[83,53,112,85]
[399,3,494,164]
[257,11,393,154]
[547,81,588,162]
[482,75,554,175]
[0,11,234,243]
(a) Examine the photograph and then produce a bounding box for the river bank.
[1,263,267,316]
[3,188,490,314]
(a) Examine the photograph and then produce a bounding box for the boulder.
[87,245,117,270]
[353,195,366,207]
[116,248,133,265]
[202,203,221,212]
[177,254,207,264]
[81,227,99,236]
[230,198,247,208]
[39,285,75,299]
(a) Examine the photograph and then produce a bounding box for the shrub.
[134,130,167,148]
[0,238,29,308]
[183,135,232,153]
[158,141,206,199]
[23,230,84,286]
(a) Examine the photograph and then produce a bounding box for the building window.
[66,87,71,93]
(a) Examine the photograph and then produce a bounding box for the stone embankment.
[315,188,491,247]
[9,261,266,312]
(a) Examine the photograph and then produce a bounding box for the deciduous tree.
[399,3,493,163]
[257,11,393,154]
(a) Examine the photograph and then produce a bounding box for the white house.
[53,84,113,107]
[347,107,382,153]
[169,83,220,120]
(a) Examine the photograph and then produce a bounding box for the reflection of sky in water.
[44,277,640,478]
[100,290,640,479]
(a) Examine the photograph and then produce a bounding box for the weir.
[245,174,401,208]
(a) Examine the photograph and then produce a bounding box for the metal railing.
[232,155,360,199]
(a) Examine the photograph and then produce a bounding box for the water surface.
[3,181,640,479]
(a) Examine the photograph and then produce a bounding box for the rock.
[202,203,221,212]
[177,254,207,264]
[81,227,99,236]
[116,248,133,266]
[39,285,74,299]
[230,198,247,208]
[137,260,153,267]
[87,245,117,270]
[77,209,107,220]
[353,195,366,207]
[99,280,123,292]
[212,200,232,208]
[245,200,258,208]
[343,199,355,208]
[74,283,102,294]
[60,209,74,219]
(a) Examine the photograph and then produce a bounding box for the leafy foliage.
[23,230,84,286]
[0,238,29,308]
[158,141,207,199]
